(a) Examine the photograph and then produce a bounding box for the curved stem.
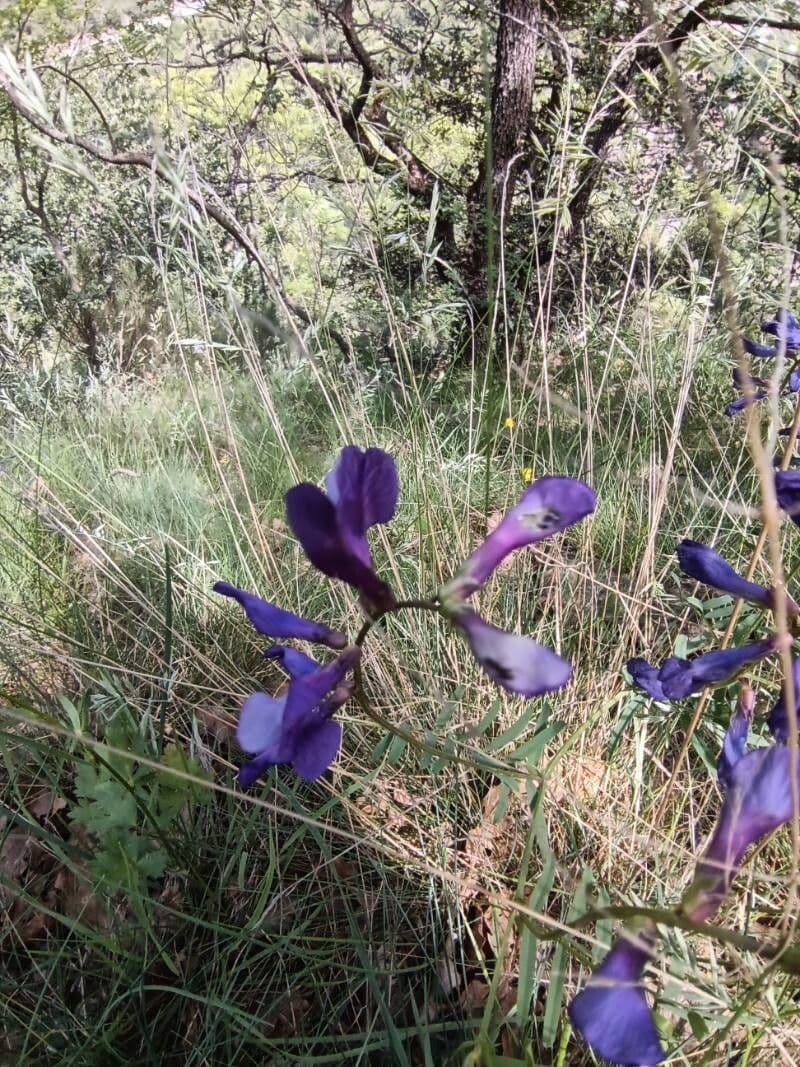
[571,904,800,975]
[353,596,440,647]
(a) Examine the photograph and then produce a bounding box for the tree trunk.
[464,0,539,310]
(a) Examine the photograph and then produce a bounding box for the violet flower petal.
[453,607,572,696]
[676,539,772,608]
[440,475,595,600]
[659,638,776,700]
[717,699,750,791]
[213,580,346,648]
[724,391,767,416]
[568,933,665,1066]
[690,743,797,922]
[761,308,800,349]
[627,658,668,702]
[236,692,292,760]
[775,469,800,527]
[263,644,319,679]
[235,648,360,787]
[285,482,395,609]
[291,719,343,779]
[629,640,777,702]
[324,445,399,560]
[742,337,777,359]
[767,657,800,743]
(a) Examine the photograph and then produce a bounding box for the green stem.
[353,597,440,647]
[572,904,800,975]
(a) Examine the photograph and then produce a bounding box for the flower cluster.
[215,446,595,787]
[570,681,800,1065]
[726,308,800,416]
[627,539,789,704]
[572,474,800,1064]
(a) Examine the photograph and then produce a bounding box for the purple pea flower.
[767,656,800,743]
[741,308,800,360]
[438,475,595,695]
[776,469,800,527]
[285,446,398,614]
[676,539,775,609]
[684,698,800,924]
[236,646,360,786]
[743,337,781,360]
[724,392,767,417]
[451,607,572,696]
[213,581,346,648]
[761,308,800,348]
[440,476,596,601]
[568,929,664,1066]
[628,637,779,702]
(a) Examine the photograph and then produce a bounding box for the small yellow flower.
[521,466,533,482]
[504,417,515,429]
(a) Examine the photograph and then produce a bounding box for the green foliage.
[70,707,211,893]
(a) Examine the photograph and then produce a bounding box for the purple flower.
[236,647,360,786]
[761,308,800,349]
[436,475,594,696]
[676,539,774,609]
[285,446,398,613]
[439,475,596,601]
[450,606,572,696]
[263,643,320,678]
[628,637,778,702]
[724,390,767,417]
[743,337,779,360]
[775,469,800,526]
[685,703,800,923]
[767,657,800,743]
[213,581,346,648]
[568,930,664,1066]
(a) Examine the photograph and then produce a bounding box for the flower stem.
[353,596,440,647]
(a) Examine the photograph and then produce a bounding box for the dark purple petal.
[441,475,595,599]
[568,932,664,1066]
[761,308,800,349]
[291,719,343,779]
[717,698,751,792]
[660,639,776,699]
[724,391,767,416]
[627,658,669,701]
[213,580,345,648]
[285,482,395,609]
[742,337,778,359]
[263,644,319,679]
[452,607,572,696]
[237,751,279,788]
[324,446,399,542]
[767,657,800,743]
[676,540,772,608]
[629,641,778,702]
[790,369,800,393]
[776,469,800,526]
[235,647,360,787]
[689,743,796,922]
[281,647,361,737]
